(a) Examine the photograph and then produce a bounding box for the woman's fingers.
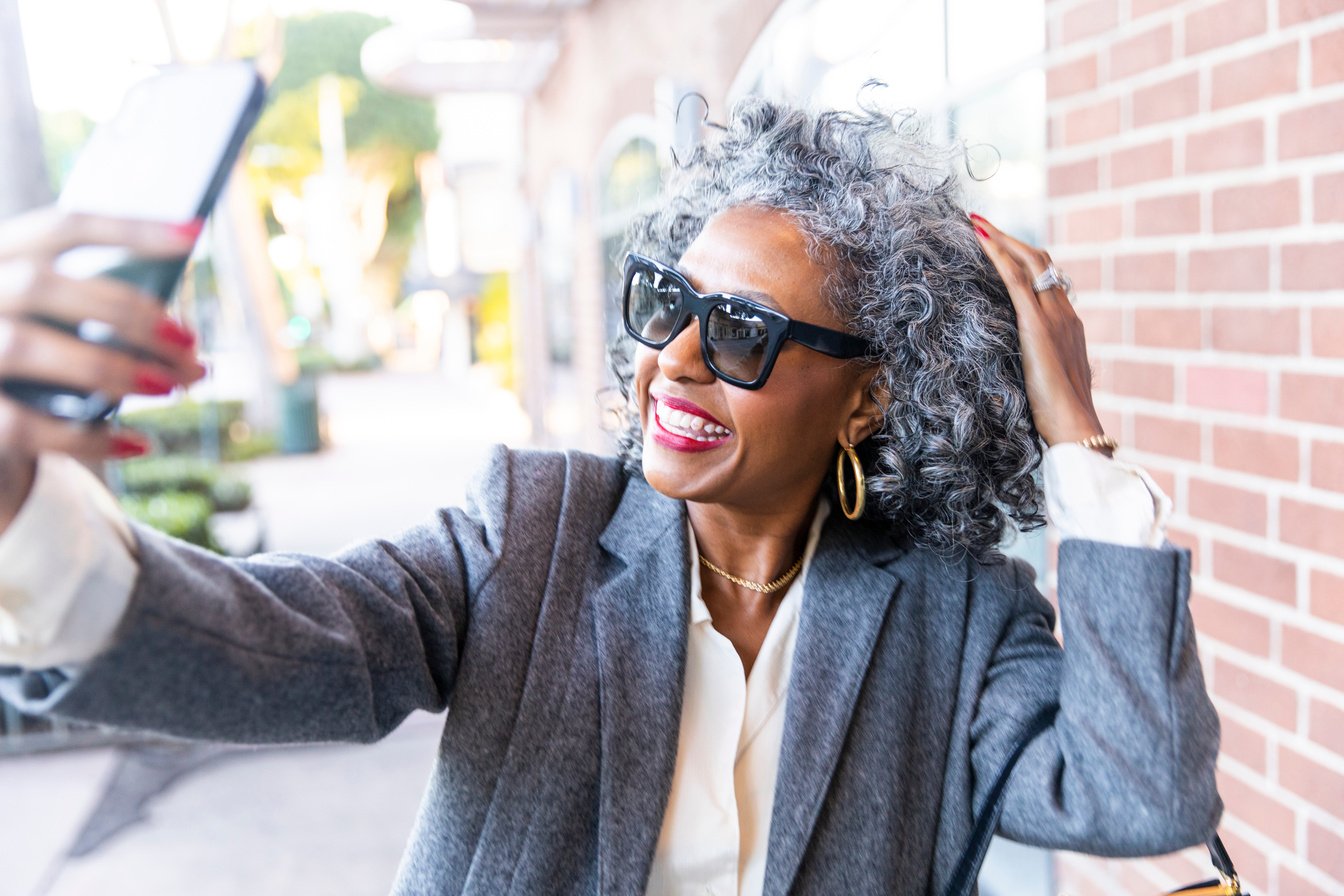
[0,316,203,404]
[970,212,1103,447]
[0,207,200,262]
[0,269,202,377]
[0,395,150,461]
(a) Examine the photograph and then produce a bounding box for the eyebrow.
[676,263,784,312]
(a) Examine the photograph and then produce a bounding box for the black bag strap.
[943,704,1058,896]
[942,702,1243,896]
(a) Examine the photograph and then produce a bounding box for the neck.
[687,490,820,593]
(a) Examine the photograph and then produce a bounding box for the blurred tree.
[248,12,439,251]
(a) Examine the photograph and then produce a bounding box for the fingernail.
[974,225,990,239]
[134,366,177,395]
[969,212,987,224]
[170,219,204,240]
[109,433,150,459]
[155,316,197,349]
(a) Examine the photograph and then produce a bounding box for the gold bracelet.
[1077,433,1118,454]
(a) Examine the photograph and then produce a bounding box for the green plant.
[118,400,246,455]
[116,456,252,513]
[119,491,217,551]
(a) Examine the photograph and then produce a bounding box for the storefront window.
[597,132,662,344]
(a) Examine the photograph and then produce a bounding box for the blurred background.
[0,0,1340,893]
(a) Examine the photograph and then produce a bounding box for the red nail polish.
[974,225,990,239]
[170,219,204,240]
[968,213,987,224]
[109,434,150,459]
[155,317,196,349]
[134,367,177,395]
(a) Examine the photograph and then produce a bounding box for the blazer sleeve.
[968,539,1223,856]
[0,444,537,746]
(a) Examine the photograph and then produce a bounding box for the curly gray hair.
[609,95,1045,563]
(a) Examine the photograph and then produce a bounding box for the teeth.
[656,400,731,440]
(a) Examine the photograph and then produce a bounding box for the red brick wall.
[1046,1,1344,893]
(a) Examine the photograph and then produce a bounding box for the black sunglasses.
[621,253,875,389]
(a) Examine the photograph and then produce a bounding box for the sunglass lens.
[707,302,770,383]
[627,265,683,344]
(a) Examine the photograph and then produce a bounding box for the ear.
[836,366,887,448]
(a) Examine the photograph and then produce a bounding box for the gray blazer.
[6,446,1222,895]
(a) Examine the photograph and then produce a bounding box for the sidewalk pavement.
[0,369,535,896]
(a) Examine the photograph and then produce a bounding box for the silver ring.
[1032,264,1072,297]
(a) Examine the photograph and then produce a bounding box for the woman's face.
[634,205,878,516]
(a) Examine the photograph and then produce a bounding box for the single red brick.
[1049,157,1100,196]
[1185,118,1264,174]
[1063,203,1123,242]
[1282,241,1344,290]
[1307,821,1344,883]
[1133,72,1200,126]
[1188,246,1269,292]
[1133,307,1201,349]
[1210,306,1299,355]
[1188,476,1268,534]
[1311,439,1344,494]
[1311,569,1344,625]
[1110,138,1174,187]
[1064,97,1122,145]
[1114,251,1177,291]
[1281,98,1344,159]
[1281,0,1344,25]
[1077,306,1124,344]
[1278,867,1335,896]
[1211,178,1301,232]
[1210,42,1299,109]
[1213,656,1296,729]
[1104,358,1175,400]
[1281,498,1344,557]
[1316,171,1344,224]
[1218,711,1268,773]
[1309,697,1344,755]
[1214,766,1297,849]
[1211,540,1297,604]
[1313,28,1344,86]
[1279,745,1344,816]
[1134,411,1201,458]
[1134,192,1201,235]
[1184,0,1267,54]
[1310,307,1344,360]
[1186,365,1269,414]
[1048,54,1099,100]
[1284,624,1344,691]
[1214,306,1295,354]
[1110,24,1173,80]
[1281,372,1344,427]
[1212,424,1299,481]
[1192,591,1273,654]
[1060,0,1119,43]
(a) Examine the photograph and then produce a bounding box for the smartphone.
[1,60,266,422]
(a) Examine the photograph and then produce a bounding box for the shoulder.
[464,445,633,547]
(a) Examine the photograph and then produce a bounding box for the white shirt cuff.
[0,452,138,668]
[1042,443,1172,549]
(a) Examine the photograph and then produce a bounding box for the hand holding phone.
[0,61,265,422]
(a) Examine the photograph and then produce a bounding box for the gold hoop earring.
[836,443,866,521]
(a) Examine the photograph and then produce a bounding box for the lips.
[650,393,733,452]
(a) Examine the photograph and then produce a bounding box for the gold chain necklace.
[697,553,804,594]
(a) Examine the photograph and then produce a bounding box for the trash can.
[279,374,321,454]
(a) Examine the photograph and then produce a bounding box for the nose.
[657,315,715,384]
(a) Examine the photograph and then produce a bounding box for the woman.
[0,99,1220,895]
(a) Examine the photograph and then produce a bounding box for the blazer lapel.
[762,519,907,896]
[592,477,690,896]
